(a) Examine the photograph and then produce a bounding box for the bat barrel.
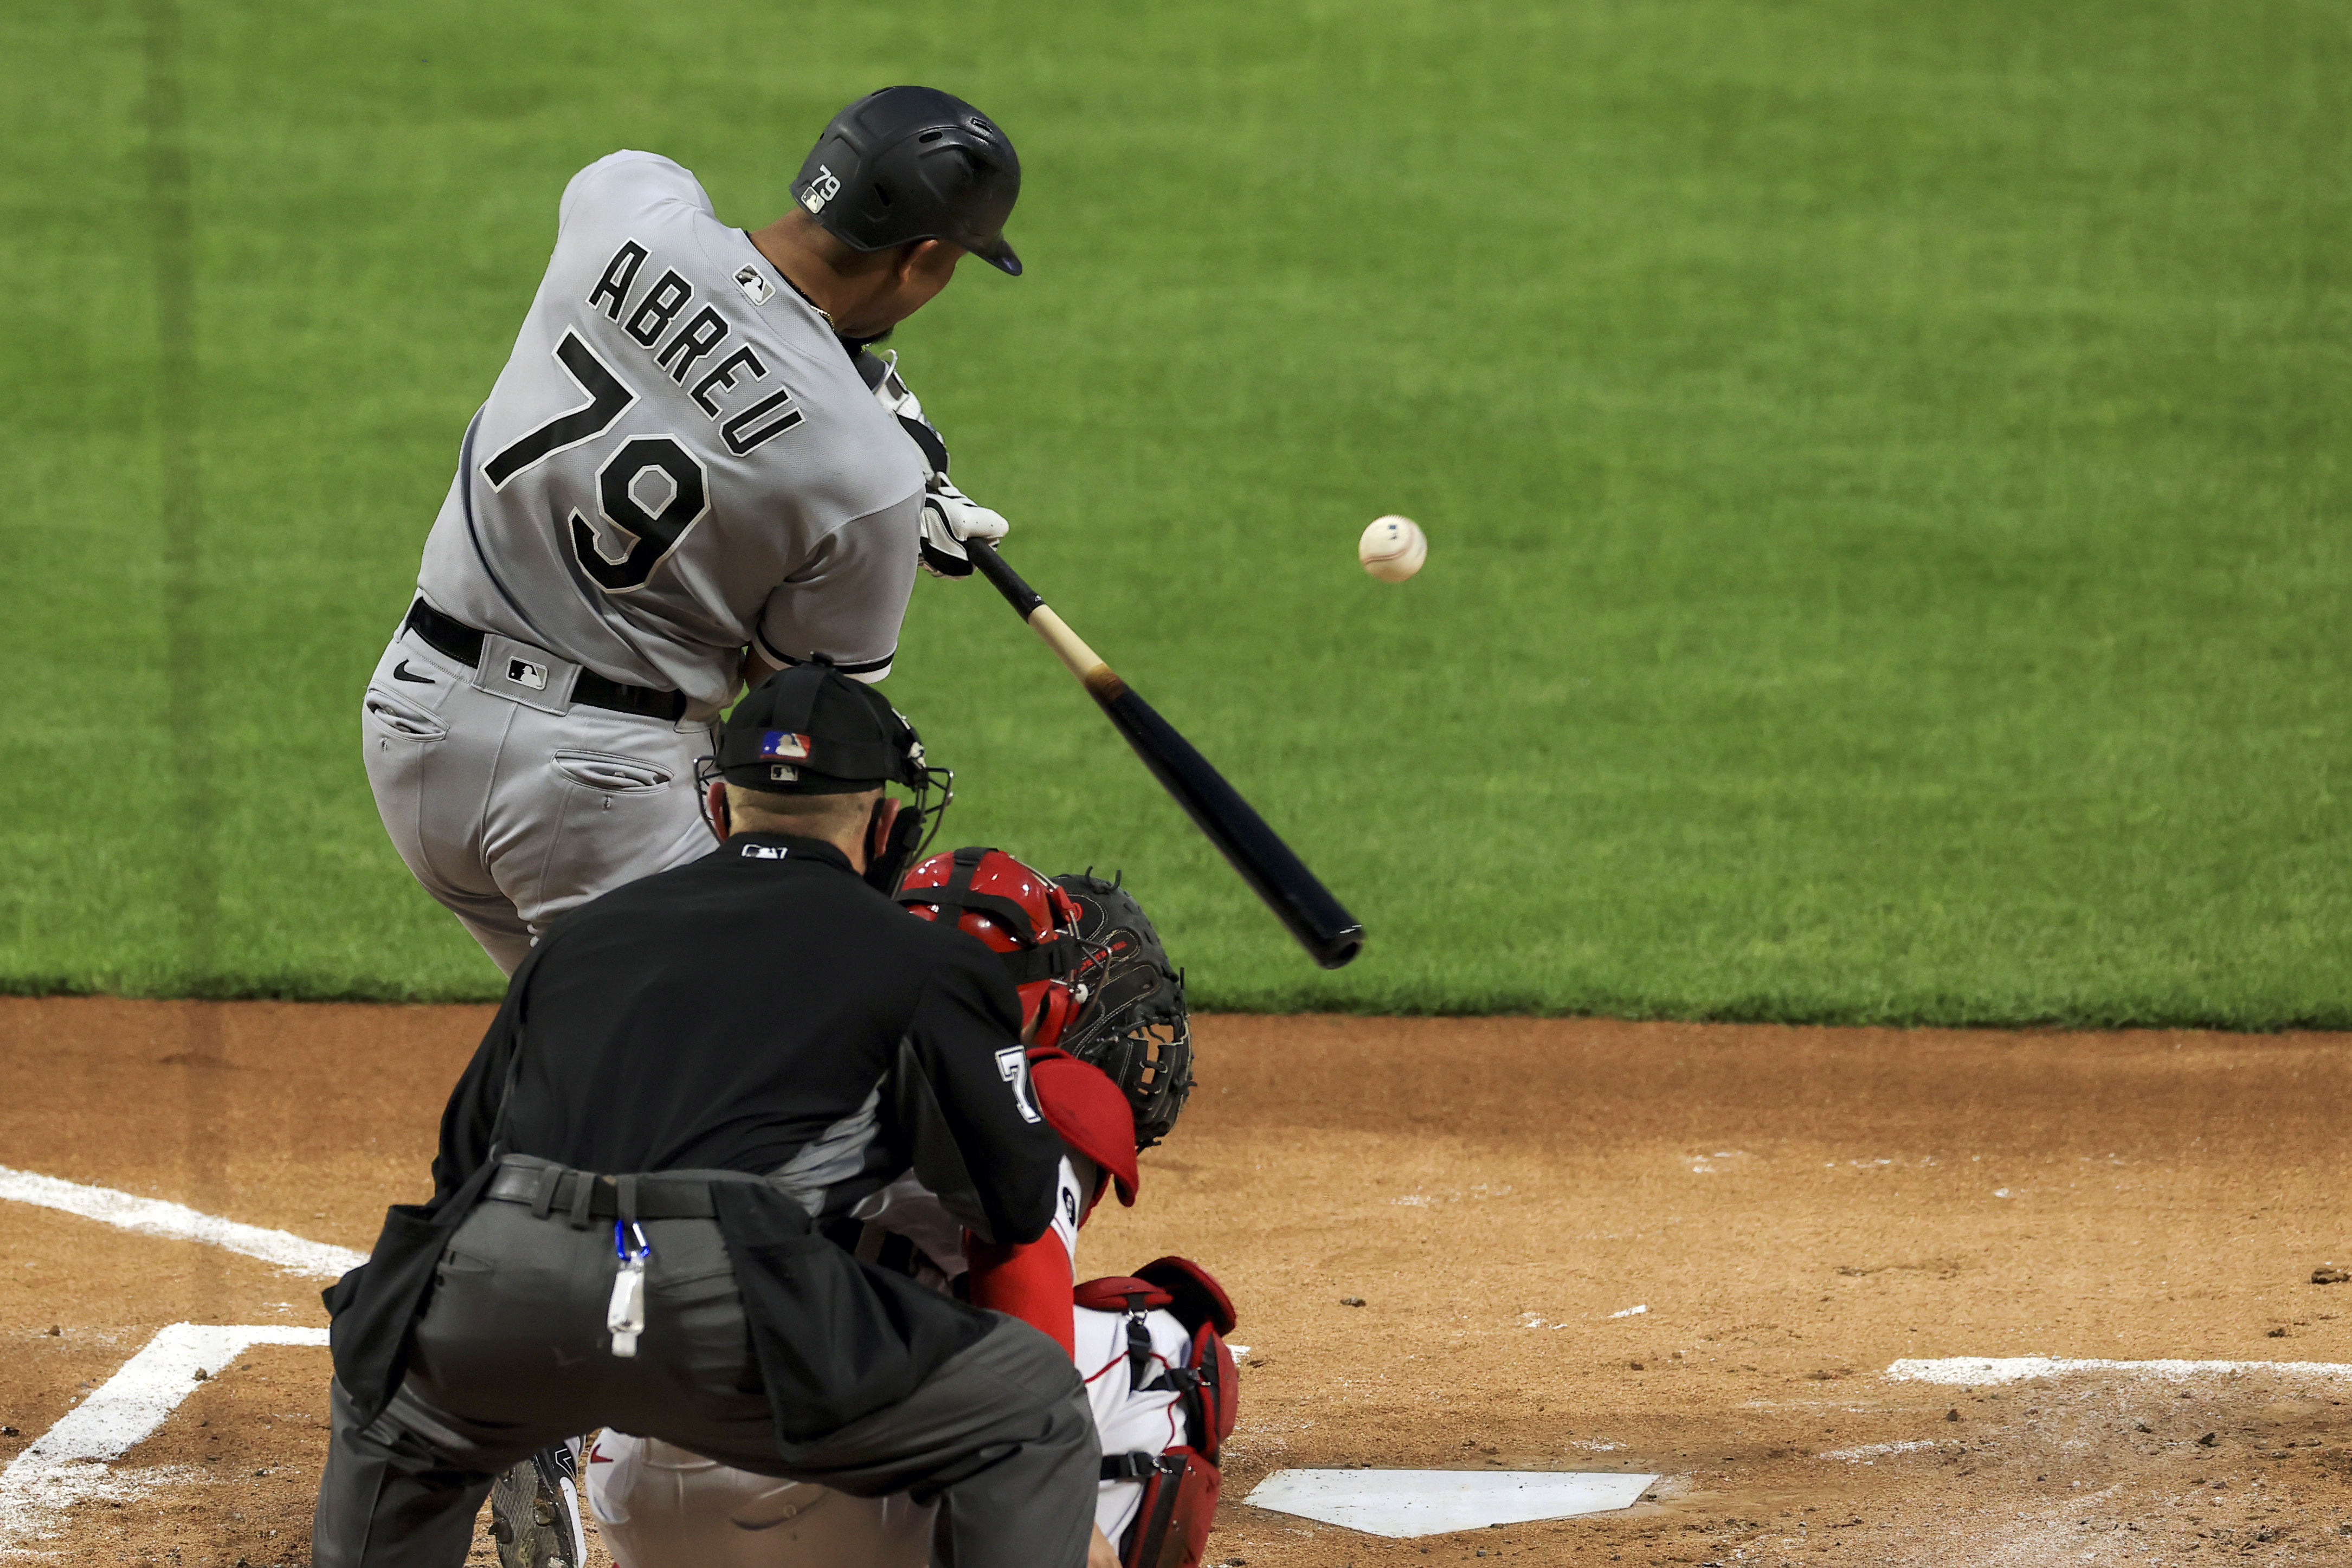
[1097,685,1366,970]
[966,539,1366,970]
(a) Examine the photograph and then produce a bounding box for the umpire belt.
[485,1159,745,1227]
[404,598,687,722]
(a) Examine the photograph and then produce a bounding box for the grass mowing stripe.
[141,0,215,990]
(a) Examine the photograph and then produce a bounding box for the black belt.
[485,1164,723,1224]
[404,599,687,722]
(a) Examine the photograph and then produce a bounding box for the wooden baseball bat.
[964,540,1365,970]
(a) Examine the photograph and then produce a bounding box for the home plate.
[1245,1469,1660,1537]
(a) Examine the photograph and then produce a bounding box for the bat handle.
[964,539,1041,616]
[965,540,1123,700]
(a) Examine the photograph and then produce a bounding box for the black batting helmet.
[792,87,1023,276]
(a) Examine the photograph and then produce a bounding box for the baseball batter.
[362,85,1020,973]
[359,86,1028,1567]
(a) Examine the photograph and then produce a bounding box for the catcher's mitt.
[1053,871,1193,1148]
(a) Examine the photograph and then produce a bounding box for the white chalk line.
[0,1324,329,1552]
[1819,1438,1939,1462]
[0,1165,365,1280]
[8,1173,2344,1540]
[1886,1355,2352,1386]
[0,1170,357,1550]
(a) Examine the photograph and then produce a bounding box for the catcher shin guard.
[1114,1450,1219,1568]
[1077,1256,1239,1568]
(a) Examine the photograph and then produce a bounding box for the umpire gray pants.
[360,626,716,975]
[311,1199,1098,1568]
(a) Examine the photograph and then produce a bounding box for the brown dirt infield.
[2,998,2349,1565]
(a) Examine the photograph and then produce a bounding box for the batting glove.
[869,351,951,476]
[869,350,926,427]
[919,478,1010,578]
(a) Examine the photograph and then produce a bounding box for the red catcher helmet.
[897,847,1086,1047]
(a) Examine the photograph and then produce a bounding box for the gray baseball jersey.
[416,151,924,714]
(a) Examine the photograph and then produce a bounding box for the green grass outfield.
[2,0,2347,1023]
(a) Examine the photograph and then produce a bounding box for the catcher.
[585,848,1236,1568]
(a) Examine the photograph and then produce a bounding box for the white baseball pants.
[587,1435,936,1568]
[588,1305,1196,1568]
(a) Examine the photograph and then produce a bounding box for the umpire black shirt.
[433,830,1061,1242]
[330,831,1065,1439]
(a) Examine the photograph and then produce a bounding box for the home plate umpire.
[312,663,1099,1568]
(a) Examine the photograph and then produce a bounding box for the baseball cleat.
[487,1444,585,1568]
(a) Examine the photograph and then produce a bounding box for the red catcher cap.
[1027,1048,1139,1207]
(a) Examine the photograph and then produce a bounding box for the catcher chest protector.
[1075,1256,1239,1568]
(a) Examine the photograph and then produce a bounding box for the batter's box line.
[0,1323,330,1554]
[1885,1355,2352,1385]
[0,1165,365,1280]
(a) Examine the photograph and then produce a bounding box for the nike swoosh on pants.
[393,661,435,684]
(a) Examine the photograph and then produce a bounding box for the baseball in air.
[1358,514,1427,582]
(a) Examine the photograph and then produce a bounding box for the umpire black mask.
[710,661,952,891]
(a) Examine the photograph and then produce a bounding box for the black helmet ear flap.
[865,796,926,894]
